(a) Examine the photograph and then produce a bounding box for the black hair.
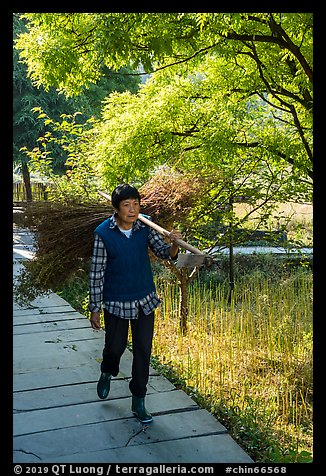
[111,184,141,209]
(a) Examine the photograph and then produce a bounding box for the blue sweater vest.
[95,218,156,302]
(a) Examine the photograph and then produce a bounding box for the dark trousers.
[101,308,155,398]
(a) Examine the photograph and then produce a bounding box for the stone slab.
[13,375,175,412]
[13,347,101,373]
[13,318,91,335]
[13,334,158,378]
[13,409,229,461]
[13,244,35,253]
[14,311,85,326]
[13,366,174,393]
[13,231,36,246]
[13,248,35,259]
[55,433,253,463]
[30,293,76,308]
[14,305,75,316]
[13,326,101,345]
[13,390,198,435]
[14,335,101,356]
[13,366,102,392]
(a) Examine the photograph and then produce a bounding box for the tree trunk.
[22,162,33,201]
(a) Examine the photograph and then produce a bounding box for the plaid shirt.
[88,214,173,319]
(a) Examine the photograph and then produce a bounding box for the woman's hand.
[90,311,102,330]
[168,229,183,258]
[169,229,183,244]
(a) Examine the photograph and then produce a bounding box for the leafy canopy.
[15,13,312,99]
[15,13,313,218]
[89,54,312,198]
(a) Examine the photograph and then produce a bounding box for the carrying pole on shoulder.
[97,190,213,269]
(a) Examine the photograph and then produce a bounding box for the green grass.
[151,269,313,463]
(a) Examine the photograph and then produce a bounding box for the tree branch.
[234,140,313,179]
[268,13,313,83]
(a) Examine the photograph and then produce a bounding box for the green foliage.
[197,253,312,289]
[13,259,51,307]
[15,13,312,99]
[13,13,140,175]
[19,108,101,202]
[87,60,311,231]
[15,13,312,229]
[57,271,90,316]
[13,15,89,173]
[15,13,197,94]
[15,13,312,173]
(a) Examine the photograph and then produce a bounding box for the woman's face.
[115,198,140,229]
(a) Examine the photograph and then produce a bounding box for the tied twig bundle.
[13,201,113,301]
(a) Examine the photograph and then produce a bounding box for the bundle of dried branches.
[18,201,112,259]
[14,201,113,297]
[13,170,214,304]
[139,167,205,229]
